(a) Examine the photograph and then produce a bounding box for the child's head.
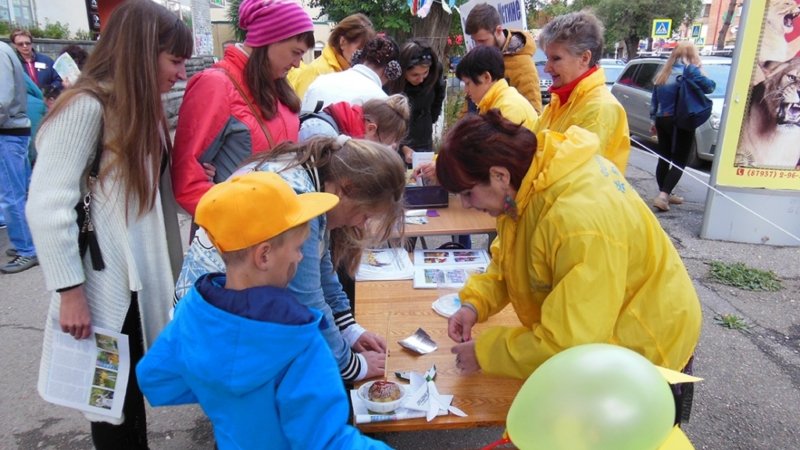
[456,45,504,104]
[361,94,410,146]
[195,172,338,287]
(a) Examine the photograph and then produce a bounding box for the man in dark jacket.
[10,29,62,91]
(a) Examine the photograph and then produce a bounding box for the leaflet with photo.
[412,249,489,288]
[53,52,81,85]
[356,247,415,281]
[38,319,130,420]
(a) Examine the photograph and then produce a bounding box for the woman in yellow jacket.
[436,110,701,380]
[537,11,630,173]
[456,45,537,132]
[288,13,374,100]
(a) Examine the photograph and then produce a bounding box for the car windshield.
[702,63,731,98]
[602,65,624,83]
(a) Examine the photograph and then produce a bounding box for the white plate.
[432,293,461,318]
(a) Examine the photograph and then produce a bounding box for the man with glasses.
[10,29,61,91]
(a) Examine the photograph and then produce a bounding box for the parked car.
[610,56,731,167]
[599,58,626,89]
[534,48,552,105]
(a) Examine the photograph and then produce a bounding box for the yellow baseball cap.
[195,172,339,252]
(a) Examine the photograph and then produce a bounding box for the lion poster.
[716,0,800,190]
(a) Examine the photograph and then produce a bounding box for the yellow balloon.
[506,344,675,450]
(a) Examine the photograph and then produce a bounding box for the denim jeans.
[0,134,35,256]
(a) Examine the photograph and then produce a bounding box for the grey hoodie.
[0,41,31,133]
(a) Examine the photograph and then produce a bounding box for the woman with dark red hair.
[437,111,701,384]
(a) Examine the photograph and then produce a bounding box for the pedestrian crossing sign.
[652,19,672,39]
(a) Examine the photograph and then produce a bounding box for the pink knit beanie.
[238,0,314,48]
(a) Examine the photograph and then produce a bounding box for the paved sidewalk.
[1,148,798,449]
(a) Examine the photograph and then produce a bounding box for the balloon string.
[629,136,800,244]
[481,437,511,449]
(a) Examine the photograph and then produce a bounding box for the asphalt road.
[1,147,798,449]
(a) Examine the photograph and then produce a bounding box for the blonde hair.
[362,94,410,144]
[654,41,702,86]
[244,137,406,275]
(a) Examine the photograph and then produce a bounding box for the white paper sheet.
[37,319,130,420]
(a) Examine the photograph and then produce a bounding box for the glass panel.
[633,63,661,92]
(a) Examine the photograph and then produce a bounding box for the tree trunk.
[716,0,737,50]
[625,36,639,60]
[410,2,452,64]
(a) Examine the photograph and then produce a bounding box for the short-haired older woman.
[438,111,701,382]
[537,11,630,173]
[289,13,375,99]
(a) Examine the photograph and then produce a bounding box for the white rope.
[630,136,800,244]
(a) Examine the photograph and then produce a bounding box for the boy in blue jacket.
[137,172,390,450]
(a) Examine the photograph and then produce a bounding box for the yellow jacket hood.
[478,79,539,132]
[288,46,349,100]
[537,67,631,173]
[501,29,542,113]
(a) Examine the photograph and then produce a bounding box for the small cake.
[368,381,402,403]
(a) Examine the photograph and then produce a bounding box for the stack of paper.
[412,249,489,288]
[355,248,414,281]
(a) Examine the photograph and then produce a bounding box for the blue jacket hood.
[172,277,325,396]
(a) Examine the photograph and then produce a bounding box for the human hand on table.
[352,330,387,353]
[59,285,93,339]
[448,306,477,343]
[362,350,387,379]
[452,340,480,373]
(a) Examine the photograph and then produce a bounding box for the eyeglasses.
[15,41,32,47]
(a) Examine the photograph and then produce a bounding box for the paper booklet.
[53,52,81,85]
[356,248,414,281]
[412,249,489,289]
[38,319,130,420]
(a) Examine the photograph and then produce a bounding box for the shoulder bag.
[75,128,105,271]
[674,65,712,131]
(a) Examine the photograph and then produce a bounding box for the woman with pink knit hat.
[172,0,315,218]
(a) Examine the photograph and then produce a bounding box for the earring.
[503,194,518,220]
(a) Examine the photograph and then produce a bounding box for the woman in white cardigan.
[26,1,190,448]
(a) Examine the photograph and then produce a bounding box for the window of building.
[1,0,33,26]
[701,4,711,18]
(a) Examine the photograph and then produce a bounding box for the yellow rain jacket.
[501,29,542,114]
[288,45,350,101]
[536,67,631,174]
[477,79,538,132]
[461,126,701,380]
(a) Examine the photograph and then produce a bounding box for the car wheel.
[686,138,702,169]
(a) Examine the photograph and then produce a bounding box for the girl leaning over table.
[26,1,191,447]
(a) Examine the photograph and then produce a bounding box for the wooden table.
[354,280,523,433]
[404,195,496,238]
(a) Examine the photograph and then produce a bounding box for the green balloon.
[506,344,675,450]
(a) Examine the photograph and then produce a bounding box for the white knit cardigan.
[27,95,181,418]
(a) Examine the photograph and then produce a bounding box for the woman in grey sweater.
[26,1,191,448]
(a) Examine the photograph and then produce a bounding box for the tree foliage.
[310,0,415,35]
[594,0,701,58]
[528,0,700,58]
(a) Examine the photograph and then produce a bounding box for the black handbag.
[75,131,105,271]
